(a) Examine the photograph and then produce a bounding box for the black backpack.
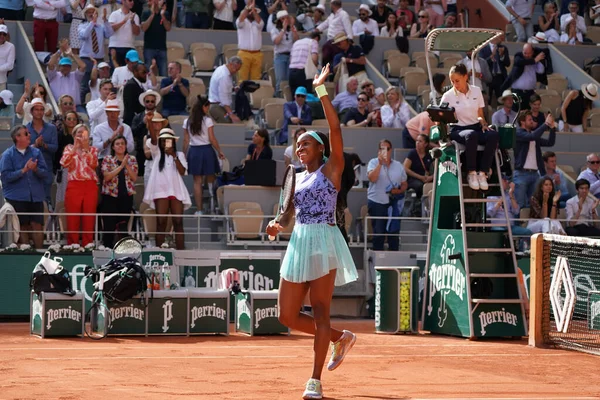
[85,257,151,304]
[30,264,76,296]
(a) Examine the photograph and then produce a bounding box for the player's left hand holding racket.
[267,165,296,241]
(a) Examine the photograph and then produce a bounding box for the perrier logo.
[46,306,82,330]
[254,305,279,329]
[190,303,226,328]
[109,304,145,328]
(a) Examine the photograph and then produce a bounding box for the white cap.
[0,25,7,34]
[0,90,13,105]
[97,62,110,69]
[375,87,385,96]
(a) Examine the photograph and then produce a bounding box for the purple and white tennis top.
[293,166,338,225]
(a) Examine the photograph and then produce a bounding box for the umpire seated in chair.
[280,87,312,145]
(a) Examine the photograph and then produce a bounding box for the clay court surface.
[1,320,599,400]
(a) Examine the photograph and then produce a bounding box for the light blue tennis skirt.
[280,223,359,286]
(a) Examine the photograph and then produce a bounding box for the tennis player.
[266,64,359,400]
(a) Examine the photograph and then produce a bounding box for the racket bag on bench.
[85,257,151,304]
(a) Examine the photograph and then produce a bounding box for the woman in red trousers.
[60,124,99,245]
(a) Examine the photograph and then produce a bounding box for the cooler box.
[498,124,515,149]
[147,290,189,335]
[188,289,230,335]
[235,290,289,336]
[107,291,149,336]
[30,291,85,338]
[375,267,419,334]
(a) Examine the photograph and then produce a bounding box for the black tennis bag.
[30,264,76,296]
[85,257,151,304]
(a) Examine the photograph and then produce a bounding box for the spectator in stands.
[342,91,376,127]
[314,0,353,67]
[353,4,379,38]
[440,12,464,28]
[502,43,546,111]
[513,110,556,208]
[236,2,264,82]
[560,16,584,44]
[208,56,242,123]
[590,0,600,26]
[131,89,161,175]
[123,63,152,125]
[404,134,433,198]
[381,86,410,130]
[60,124,99,246]
[458,51,492,93]
[538,1,560,43]
[0,0,25,20]
[92,99,135,161]
[577,153,600,198]
[560,1,586,36]
[87,80,114,131]
[141,0,173,77]
[265,1,288,33]
[360,79,375,109]
[543,151,571,205]
[69,0,88,55]
[441,63,498,191]
[183,96,225,215]
[101,135,138,247]
[159,62,190,117]
[78,5,113,100]
[331,76,358,120]
[480,35,510,106]
[415,0,444,27]
[47,52,86,113]
[184,0,211,29]
[528,93,545,129]
[487,174,533,236]
[527,176,565,234]
[0,24,14,91]
[271,10,298,97]
[561,83,598,132]
[0,125,48,248]
[143,128,191,249]
[492,90,517,127]
[430,72,448,105]
[396,0,415,31]
[506,0,535,42]
[27,98,58,203]
[143,112,168,187]
[370,0,392,29]
[380,13,402,37]
[566,178,600,237]
[212,0,236,30]
[88,61,111,101]
[281,86,312,144]
[367,139,407,251]
[288,31,320,97]
[51,94,75,139]
[32,0,64,52]
[108,0,141,68]
[296,4,325,32]
[246,128,272,161]
[284,127,306,171]
[410,10,433,38]
[54,110,79,204]
[113,50,158,90]
[373,87,385,110]
[0,88,12,120]
[16,81,52,125]
[403,111,435,149]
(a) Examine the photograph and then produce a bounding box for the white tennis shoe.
[327,330,356,371]
[302,378,323,400]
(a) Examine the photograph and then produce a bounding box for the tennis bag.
[85,257,152,304]
[30,264,76,296]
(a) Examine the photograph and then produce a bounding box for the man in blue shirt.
[280,86,312,144]
[0,125,49,248]
[159,61,190,117]
[26,98,58,204]
[0,0,25,20]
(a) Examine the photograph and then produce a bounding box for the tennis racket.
[113,237,143,260]
[85,271,110,340]
[269,165,296,241]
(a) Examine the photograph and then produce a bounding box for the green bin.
[498,124,515,149]
[375,267,419,334]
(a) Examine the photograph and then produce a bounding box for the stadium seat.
[311,119,329,127]
[535,88,559,97]
[412,52,438,70]
[385,53,411,85]
[260,97,286,109]
[168,115,187,128]
[439,52,463,68]
[140,203,156,240]
[249,81,275,109]
[167,41,186,62]
[176,59,193,78]
[281,85,292,101]
[191,42,217,75]
[230,208,264,239]
[261,45,275,73]
[586,26,600,43]
[267,67,276,87]
[222,44,239,64]
[402,70,427,96]
[324,82,336,98]
[187,77,207,107]
[589,113,600,128]
[519,208,530,227]
[505,23,516,42]
[590,65,600,83]
[262,102,284,129]
[546,75,568,93]
[133,183,144,211]
[383,49,402,62]
[400,66,424,77]
[539,93,561,117]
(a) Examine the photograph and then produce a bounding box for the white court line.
[30,353,572,361]
[412,398,600,400]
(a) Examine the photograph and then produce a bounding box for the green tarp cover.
[427,29,503,52]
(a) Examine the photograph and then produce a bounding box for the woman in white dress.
[69,0,87,53]
[143,127,191,249]
[527,176,566,234]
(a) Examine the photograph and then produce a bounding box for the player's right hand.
[266,220,283,237]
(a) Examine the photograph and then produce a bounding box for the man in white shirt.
[112,49,158,90]
[315,0,352,66]
[236,1,264,82]
[47,52,86,112]
[108,0,141,68]
[458,51,492,93]
[31,0,65,52]
[0,24,15,91]
[560,1,586,35]
[87,80,115,131]
[208,56,242,123]
[506,0,535,42]
[296,4,326,32]
[89,61,111,101]
[577,153,600,199]
[352,4,378,38]
[565,178,600,237]
[92,99,134,160]
[491,90,517,127]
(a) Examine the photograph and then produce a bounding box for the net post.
[528,233,545,348]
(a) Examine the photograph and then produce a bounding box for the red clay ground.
[1,320,599,400]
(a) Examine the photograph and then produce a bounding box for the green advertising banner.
[471,303,525,337]
[147,290,188,335]
[108,297,147,335]
[588,292,600,330]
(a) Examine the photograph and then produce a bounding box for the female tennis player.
[266,64,359,400]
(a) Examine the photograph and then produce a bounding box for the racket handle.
[99,271,105,291]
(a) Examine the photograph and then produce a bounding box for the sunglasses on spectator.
[18,131,30,136]
[589,161,600,164]
[358,97,368,102]
[62,102,73,106]
[145,99,155,103]
[419,14,428,18]
[66,117,78,121]
[296,94,306,98]
[359,13,368,17]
